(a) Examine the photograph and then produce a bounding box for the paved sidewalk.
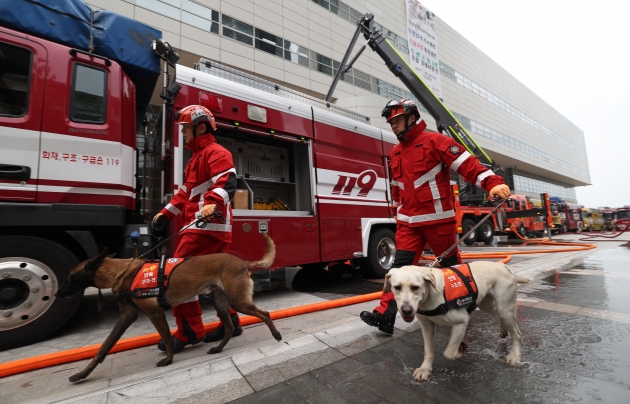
[1,233,627,403]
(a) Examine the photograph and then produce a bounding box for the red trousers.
[172,233,237,342]
[375,222,462,317]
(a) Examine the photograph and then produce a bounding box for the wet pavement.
[2,234,630,403]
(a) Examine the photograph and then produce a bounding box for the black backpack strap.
[447,264,478,314]
[417,303,450,317]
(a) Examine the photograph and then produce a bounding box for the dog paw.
[505,353,521,366]
[156,358,172,367]
[208,346,223,354]
[69,372,86,383]
[458,341,468,356]
[413,367,432,381]
[273,331,282,341]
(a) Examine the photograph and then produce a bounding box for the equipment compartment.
[215,131,312,214]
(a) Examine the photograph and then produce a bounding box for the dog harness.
[416,264,479,316]
[121,256,186,310]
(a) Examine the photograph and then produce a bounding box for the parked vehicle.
[549,197,583,232]
[454,189,551,245]
[614,207,630,231]
[582,208,604,231]
[600,207,617,231]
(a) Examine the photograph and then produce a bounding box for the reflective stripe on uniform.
[413,163,443,189]
[190,179,213,199]
[212,188,230,204]
[165,203,181,215]
[475,170,494,187]
[397,210,455,223]
[450,151,472,172]
[391,180,404,189]
[189,168,237,198]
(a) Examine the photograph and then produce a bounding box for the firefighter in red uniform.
[360,99,511,334]
[152,105,243,351]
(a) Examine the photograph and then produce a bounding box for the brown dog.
[56,233,282,382]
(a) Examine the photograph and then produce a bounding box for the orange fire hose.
[0,292,383,379]
[0,238,600,379]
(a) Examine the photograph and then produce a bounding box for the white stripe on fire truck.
[317,199,390,207]
[396,210,455,223]
[475,170,494,187]
[165,203,181,215]
[450,151,472,171]
[36,185,134,198]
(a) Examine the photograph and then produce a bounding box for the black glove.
[152,214,168,235]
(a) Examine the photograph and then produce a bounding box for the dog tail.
[248,233,276,269]
[505,265,530,284]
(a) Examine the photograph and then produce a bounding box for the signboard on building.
[406,0,442,99]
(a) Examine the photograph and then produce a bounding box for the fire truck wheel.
[0,236,82,351]
[518,223,527,238]
[361,228,396,278]
[461,219,478,246]
[479,221,494,244]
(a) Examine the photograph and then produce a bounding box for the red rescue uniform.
[375,120,505,318]
[160,133,238,343]
[160,133,234,242]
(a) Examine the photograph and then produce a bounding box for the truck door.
[0,33,47,201]
[38,50,133,209]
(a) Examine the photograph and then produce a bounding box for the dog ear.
[423,271,440,293]
[383,272,392,293]
[85,248,109,272]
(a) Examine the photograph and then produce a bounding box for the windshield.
[603,213,612,220]
[617,210,630,219]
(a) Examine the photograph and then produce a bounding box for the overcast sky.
[417,0,630,208]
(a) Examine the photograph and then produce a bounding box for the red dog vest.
[417,264,479,316]
[131,258,184,298]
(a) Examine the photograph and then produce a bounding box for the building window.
[284,41,310,67]
[255,29,283,57]
[70,64,107,124]
[222,15,253,46]
[0,42,31,117]
[330,0,349,19]
[181,0,219,33]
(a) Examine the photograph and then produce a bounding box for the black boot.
[157,336,203,352]
[204,314,243,342]
[360,311,395,335]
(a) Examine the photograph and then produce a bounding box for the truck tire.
[0,236,82,351]
[479,220,494,244]
[518,223,527,238]
[360,228,396,278]
[461,219,478,246]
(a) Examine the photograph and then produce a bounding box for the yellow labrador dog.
[384,263,529,381]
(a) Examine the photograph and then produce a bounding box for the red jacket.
[160,134,236,242]
[390,121,504,227]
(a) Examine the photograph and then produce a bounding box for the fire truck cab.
[614,207,630,232]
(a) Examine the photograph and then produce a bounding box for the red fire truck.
[613,207,630,232]
[454,189,551,245]
[0,2,404,349]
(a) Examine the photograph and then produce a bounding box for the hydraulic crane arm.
[326,13,498,171]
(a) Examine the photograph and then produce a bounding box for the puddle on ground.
[519,246,630,314]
